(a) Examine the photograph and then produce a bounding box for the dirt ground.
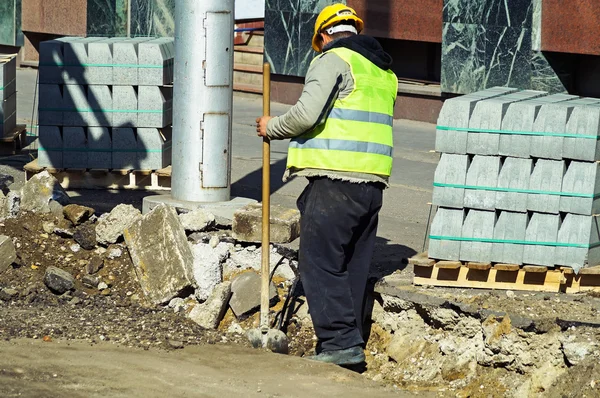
[0,339,421,398]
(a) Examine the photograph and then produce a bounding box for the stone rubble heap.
[431,87,600,272]
[0,54,17,136]
[37,37,174,170]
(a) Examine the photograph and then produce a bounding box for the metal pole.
[172,0,235,203]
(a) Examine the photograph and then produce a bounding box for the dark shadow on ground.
[231,157,288,201]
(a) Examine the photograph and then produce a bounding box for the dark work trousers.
[296,176,383,353]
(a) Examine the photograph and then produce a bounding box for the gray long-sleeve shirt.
[266,51,389,186]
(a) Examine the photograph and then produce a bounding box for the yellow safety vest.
[287,47,397,176]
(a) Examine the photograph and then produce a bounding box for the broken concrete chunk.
[0,235,16,275]
[190,242,229,302]
[21,171,70,213]
[232,203,300,243]
[5,191,20,218]
[82,274,100,288]
[48,200,64,219]
[63,204,95,225]
[124,204,195,305]
[229,271,277,318]
[0,173,14,193]
[179,209,215,232]
[96,204,142,245]
[44,266,75,294]
[73,224,97,250]
[188,281,232,329]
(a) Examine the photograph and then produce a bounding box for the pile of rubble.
[1,171,600,396]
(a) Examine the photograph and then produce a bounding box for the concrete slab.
[87,38,114,85]
[496,157,532,212]
[492,211,527,265]
[464,155,500,210]
[138,38,175,86]
[87,127,112,169]
[37,126,63,168]
[142,195,257,221]
[62,127,87,168]
[39,39,64,84]
[87,85,112,127]
[63,85,88,127]
[499,93,578,158]
[428,207,464,260]
[136,127,171,170]
[432,153,469,208]
[563,103,600,162]
[467,90,547,155]
[435,87,518,154]
[112,86,138,127]
[527,159,565,214]
[559,161,600,216]
[38,84,63,126]
[523,213,560,266]
[232,203,300,243]
[112,127,137,169]
[555,214,597,273]
[137,86,172,128]
[459,209,496,262]
[531,98,600,160]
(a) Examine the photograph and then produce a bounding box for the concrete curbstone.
[459,209,496,262]
[523,213,560,267]
[432,154,469,208]
[428,207,464,260]
[491,211,527,265]
[527,159,565,214]
[464,155,500,210]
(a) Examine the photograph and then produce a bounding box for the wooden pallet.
[410,252,600,294]
[24,159,172,191]
[0,124,27,155]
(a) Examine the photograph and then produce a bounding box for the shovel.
[246,62,289,354]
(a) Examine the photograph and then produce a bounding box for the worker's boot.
[305,346,365,366]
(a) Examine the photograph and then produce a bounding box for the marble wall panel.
[441,23,485,94]
[130,0,175,38]
[86,0,128,37]
[484,26,532,89]
[0,0,21,46]
[444,0,532,28]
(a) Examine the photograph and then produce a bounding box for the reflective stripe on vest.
[287,46,397,176]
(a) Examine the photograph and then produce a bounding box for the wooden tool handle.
[260,62,271,333]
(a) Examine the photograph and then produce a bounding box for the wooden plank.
[134,169,153,176]
[580,265,600,275]
[466,262,492,270]
[493,263,520,271]
[414,267,564,292]
[408,252,435,267]
[560,267,575,275]
[523,265,548,273]
[435,261,462,269]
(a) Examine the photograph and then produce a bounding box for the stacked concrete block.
[435,87,518,154]
[0,55,17,136]
[499,94,578,158]
[523,213,560,267]
[491,211,528,265]
[496,157,532,212]
[531,98,600,160]
[527,159,565,213]
[430,87,600,271]
[38,37,174,170]
[555,214,600,273]
[467,90,546,155]
[559,162,600,216]
[38,126,63,168]
[428,208,464,261]
[432,154,469,208]
[463,156,500,210]
[459,210,496,262]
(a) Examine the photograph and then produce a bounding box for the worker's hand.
[256,116,273,137]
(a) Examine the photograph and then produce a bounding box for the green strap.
[429,235,600,249]
[39,108,166,114]
[437,125,599,140]
[433,182,600,199]
[39,61,172,68]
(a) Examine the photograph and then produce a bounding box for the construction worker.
[256,3,397,366]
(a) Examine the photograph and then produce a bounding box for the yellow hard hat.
[312,3,364,52]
